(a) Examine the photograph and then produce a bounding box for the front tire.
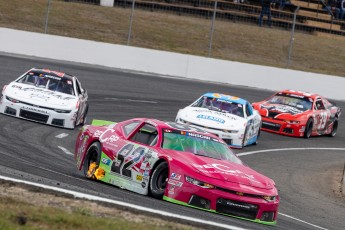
[83,142,101,179]
[149,162,169,199]
[304,118,313,139]
[253,128,260,145]
[329,119,338,137]
[79,104,89,126]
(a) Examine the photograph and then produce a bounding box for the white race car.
[175,93,261,148]
[0,68,88,129]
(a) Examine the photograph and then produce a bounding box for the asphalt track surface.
[0,54,344,230]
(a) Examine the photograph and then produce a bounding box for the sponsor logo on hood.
[191,108,238,120]
[262,104,303,115]
[196,114,225,124]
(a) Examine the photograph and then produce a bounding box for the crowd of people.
[326,0,345,20]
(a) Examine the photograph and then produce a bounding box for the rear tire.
[304,118,313,139]
[329,119,338,137]
[83,142,101,179]
[149,162,169,199]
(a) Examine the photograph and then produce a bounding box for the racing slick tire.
[328,119,338,137]
[83,142,101,179]
[241,127,248,148]
[79,104,89,126]
[149,161,169,199]
[253,128,260,145]
[304,118,313,139]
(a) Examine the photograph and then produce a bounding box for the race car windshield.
[193,96,244,117]
[267,94,312,111]
[17,71,75,95]
[162,130,242,164]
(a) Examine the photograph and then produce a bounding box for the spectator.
[277,0,286,9]
[259,0,273,27]
[335,0,345,19]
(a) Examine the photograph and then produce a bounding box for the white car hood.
[178,107,245,129]
[6,83,77,108]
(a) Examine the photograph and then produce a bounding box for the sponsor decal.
[21,88,75,100]
[141,181,146,188]
[99,129,119,143]
[225,201,252,210]
[187,132,210,140]
[168,179,183,187]
[12,85,22,89]
[192,109,237,120]
[196,114,225,124]
[262,104,303,115]
[45,75,61,81]
[170,173,181,180]
[21,106,48,114]
[168,185,176,195]
[94,130,104,138]
[101,158,111,166]
[136,174,143,181]
[143,170,150,176]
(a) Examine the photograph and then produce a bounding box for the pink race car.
[75,118,279,225]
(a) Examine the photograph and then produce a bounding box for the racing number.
[317,112,328,130]
[111,144,146,178]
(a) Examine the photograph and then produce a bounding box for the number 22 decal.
[111,144,146,178]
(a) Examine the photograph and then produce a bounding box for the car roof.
[202,92,248,105]
[30,68,74,80]
[279,89,321,100]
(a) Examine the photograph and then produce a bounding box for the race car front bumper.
[0,95,77,129]
[261,117,305,137]
[164,176,279,225]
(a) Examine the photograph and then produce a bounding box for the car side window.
[75,79,82,96]
[315,99,325,110]
[123,121,141,136]
[130,123,158,146]
[245,103,253,117]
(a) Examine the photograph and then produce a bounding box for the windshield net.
[17,71,75,95]
[193,96,244,117]
[267,93,313,111]
[162,130,242,164]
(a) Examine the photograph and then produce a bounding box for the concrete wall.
[0,27,344,100]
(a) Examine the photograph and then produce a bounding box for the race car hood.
[5,83,77,108]
[166,149,274,190]
[257,103,307,119]
[178,107,245,129]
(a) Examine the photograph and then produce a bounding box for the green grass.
[0,196,196,230]
[0,0,344,77]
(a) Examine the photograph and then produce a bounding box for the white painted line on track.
[237,147,339,230]
[237,148,345,157]
[278,213,328,230]
[58,146,73,155]
[104,98,157,104]
[55,133,69,138]
[0,175,247,230]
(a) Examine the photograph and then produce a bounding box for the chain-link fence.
[1,0,344,76]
